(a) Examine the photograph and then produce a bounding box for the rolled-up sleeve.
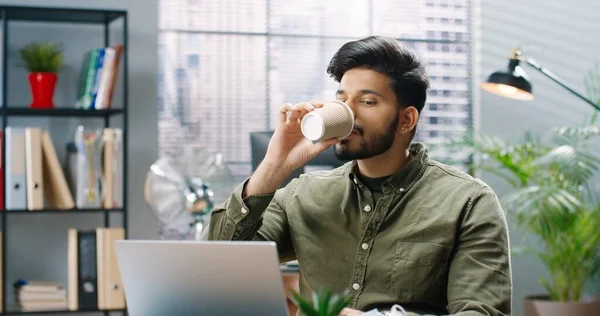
[445,185,512,316]
[204,178,298,258]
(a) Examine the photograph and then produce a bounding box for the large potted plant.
[18,41,63,109]
[450,70,600,315]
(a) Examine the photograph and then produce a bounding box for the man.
[205,36,512,315]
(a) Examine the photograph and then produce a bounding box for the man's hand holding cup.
[244,100,354,196]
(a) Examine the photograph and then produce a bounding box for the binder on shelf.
[96,227,125,309]
[5,127,27,210]
[68,229,100,310]
[25,127,43,210]
[102,128,123,209]
[68,228,125,311]
[102,129,114,209]
[113,129,123,208]
[41,131,75,209]
[78,230,98,309]
[67,229,78,311]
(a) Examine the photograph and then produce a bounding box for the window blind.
[158,0,473,181]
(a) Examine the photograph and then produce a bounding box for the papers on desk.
[280,261,299,273]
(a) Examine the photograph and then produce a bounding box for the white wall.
[0,0,158,310]
[480,1,600,315]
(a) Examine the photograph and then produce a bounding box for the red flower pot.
[28,72,57,109]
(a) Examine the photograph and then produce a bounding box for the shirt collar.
[345,142,429,193]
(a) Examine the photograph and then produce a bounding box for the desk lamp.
[481,47,600,111]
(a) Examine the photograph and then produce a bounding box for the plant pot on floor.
[524,295,600,316]
[28,72,57,109]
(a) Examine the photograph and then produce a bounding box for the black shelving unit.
[0,5,128,316]
[3,308,126,315]
[0,108,123,118]
[3,209,124,214]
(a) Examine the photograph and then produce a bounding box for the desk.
[281,265,300,316]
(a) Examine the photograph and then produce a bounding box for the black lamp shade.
[481,58,534,101]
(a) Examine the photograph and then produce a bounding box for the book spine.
[89,48,106,110]
[105,44,124,109]
[95,47,115,110]
[79,50,100,110]
[74,51,91,109]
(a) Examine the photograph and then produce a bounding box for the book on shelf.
[13,279,67,312]
[68,227,126,311]
[2,126,123,211]
[41,130,75,210]
[75,44,124,110]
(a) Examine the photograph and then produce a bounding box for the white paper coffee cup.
[301,100,354,141]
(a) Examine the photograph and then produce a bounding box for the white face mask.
[363,304,406,316]
[388,305,407,315]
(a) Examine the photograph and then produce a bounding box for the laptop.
[115,240,290,316]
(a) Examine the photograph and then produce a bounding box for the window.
[158,0,473,182]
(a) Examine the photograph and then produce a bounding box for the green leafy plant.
[290,287,351,316]
[449,65,600,302]
[452,125,600,302]
[584,61,600,124]
[18,41,63,73]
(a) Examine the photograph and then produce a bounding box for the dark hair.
[326,36,429,113]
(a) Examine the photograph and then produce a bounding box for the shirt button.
[352,283,360,290]
[241,207,248,214]
[353,178,358,184]
[361,243,369,250]
[399,188,405,192]
[363,205,371,212]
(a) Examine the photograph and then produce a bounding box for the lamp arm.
[525,58,600,111]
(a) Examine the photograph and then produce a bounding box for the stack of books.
[14,280,67,312]
[75,44,124,110]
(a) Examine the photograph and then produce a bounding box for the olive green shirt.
[205,143,512,315]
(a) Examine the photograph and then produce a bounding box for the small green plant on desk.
[291,287,351,316]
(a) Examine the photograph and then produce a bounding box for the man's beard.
[334,114,399,161]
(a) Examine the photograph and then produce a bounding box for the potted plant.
[449,69,600,315]
[290,287,351,316]
[18,41,63,109]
